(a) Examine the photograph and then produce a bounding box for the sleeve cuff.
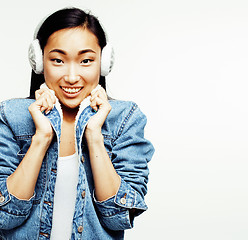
[0,178,35,215]
[93,178,147,230]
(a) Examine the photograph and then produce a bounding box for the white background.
[1,0,248,239]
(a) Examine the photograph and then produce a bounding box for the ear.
[28,39,44,74]
[100,43,114,76]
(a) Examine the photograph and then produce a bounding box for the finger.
[90,89,98,100]
[40,98,49,113]
[90,98,99,112]
[36,88,56,103]
[90,89,108,103]
[90,96,103,111]
[37,91,56,113]
[35,88,46,100]
[43,89,56,104]
[90,85,102,95]
[90,86,105,96]
[44,94,55,114]
[36,93,51,113]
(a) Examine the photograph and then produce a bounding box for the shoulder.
[1,98,34,108]
[0,98,35,132]
[0,98,34,117]
[104,99,147,137]
[108,99,139,118]
[108,99,147,123]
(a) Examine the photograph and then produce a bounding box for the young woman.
[0,7,154,239]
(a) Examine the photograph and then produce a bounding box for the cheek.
[85,71,100,83]
[81,65,101,84]
[84,54,101,83]
[44,65,60,85]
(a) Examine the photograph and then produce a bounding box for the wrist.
[85,128,103,145]
[32,131,53,148]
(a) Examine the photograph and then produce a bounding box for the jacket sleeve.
[0,103,34,230]
[94,103,155,231]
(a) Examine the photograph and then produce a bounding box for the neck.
[61,104,79,122]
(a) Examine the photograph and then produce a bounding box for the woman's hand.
[28,88,56,142]
[85,87,111,141]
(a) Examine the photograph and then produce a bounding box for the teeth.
[62,87,82,94]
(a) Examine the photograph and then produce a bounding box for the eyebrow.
[49,49,96,55]
[78,49,96,55]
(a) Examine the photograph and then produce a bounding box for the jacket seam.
[0,102,17,140]
[0,206,29,217]
[16,135,33,140]
[97,208,128,217]
[116,103,138,139]
[0,102,9,127]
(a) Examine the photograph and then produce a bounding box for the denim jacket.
[0,97,154,240]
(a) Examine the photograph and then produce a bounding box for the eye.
[51,58,64,65]
[81,59,93,66]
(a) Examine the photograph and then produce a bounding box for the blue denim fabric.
[0,98,154,240]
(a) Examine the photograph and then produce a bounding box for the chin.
[61,100,81,110]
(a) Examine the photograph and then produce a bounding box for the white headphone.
[28,13,114,76]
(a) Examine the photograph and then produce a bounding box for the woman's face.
[43,27,101,109]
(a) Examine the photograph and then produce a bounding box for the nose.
[64,63,80,84]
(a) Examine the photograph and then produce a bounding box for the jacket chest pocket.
[17,139,47,203]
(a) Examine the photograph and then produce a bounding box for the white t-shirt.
[50,152,79,240]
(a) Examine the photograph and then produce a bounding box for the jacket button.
[0,196,5,203]
[120,197,126,205]
[78,225,83,233]
[81,191,86,198]
[81,156,85,163]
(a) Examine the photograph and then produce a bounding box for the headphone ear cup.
[101,43,114,76]
[28,39,44,74]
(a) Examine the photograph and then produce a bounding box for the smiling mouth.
[61,87,83,94]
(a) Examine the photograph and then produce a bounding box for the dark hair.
[29,7,107,98]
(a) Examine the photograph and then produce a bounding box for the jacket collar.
[40,83,101,124]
